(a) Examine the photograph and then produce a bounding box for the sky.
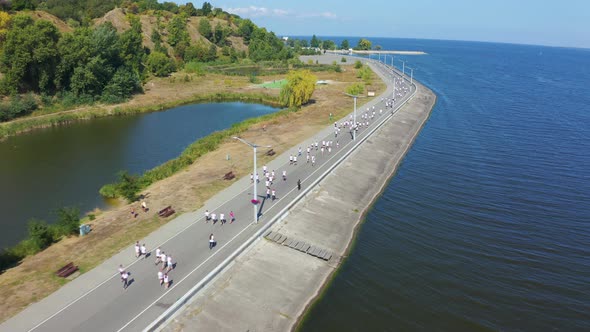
[172,0,590,49]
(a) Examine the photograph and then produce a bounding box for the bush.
[354,60,362,69]
[346,82,365,96]
[117,171,140,202]
[147,51,176,77]
[27,218,53,252]
[184,61,206,75]
[99,183,118,198]
[55,206,81,236]
[0,94,38,122]
[341,57,347,62]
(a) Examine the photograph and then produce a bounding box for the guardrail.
[145,58,418,332]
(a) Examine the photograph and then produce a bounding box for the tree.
[0,11,10,42]
[340,39,349,50]
[322,39,336,50]
[354,60,363,69]
[180,2,197,16]
[355,38,372,50]
[168,15,189,47]
[346,82,365,96]
[146,51,175,77]
[117,171,140,202]
[198,18,212,41]
[279,69,317,107]
[27,219,52,251]
[201,1,212,16]
[310,34,320,48]
[0,15,61,94]
[55,206,80,236]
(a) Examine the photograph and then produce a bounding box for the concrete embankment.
[161,78,436,331]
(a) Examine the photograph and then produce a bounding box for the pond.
[0,102,279,248]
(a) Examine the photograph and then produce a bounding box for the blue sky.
[172,0,590,48]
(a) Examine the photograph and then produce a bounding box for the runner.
[282,170,287,181]
[158,270,164,286]
[209,234,215,250]
[220,213,225,225]
[134,241,140,258]
[121,271,129,289]
[211,212,217,224]
[140,244,147,258]
[205,210,210,222]
[155,247,162,265]
[229,211,235,223]
[271,189,276,201]
[163,273,170,289]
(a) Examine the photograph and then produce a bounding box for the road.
[1,57,415,332]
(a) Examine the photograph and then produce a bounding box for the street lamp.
[398,59,405,76]
[344,93,364,141]
[406,67,414,84]
[232,137,271,224]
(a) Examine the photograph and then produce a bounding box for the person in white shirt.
[220,213,225,225]
[140,244,147,258]
[121,272,129,289]
[211,213,217,224]
[163,273,170,289]
[205,210,210,222]
[282,170,287,181]
[134,241,140,258]
[166,255,174,272]
[158,270,164,286]
[155,247,162,265]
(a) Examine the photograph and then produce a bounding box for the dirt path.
[0,66,385,323]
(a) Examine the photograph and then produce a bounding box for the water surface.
[300,38,590,331]
[0,102,278,247]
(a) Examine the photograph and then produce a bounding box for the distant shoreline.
[327,50,428,55]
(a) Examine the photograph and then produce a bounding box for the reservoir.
[0,102,278,248]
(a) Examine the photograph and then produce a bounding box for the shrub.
[27,218,53,252]
[55,206,81,236]
[354,60,362,69]
[184,61,206,75]
[117,171,140,202]
[341,57,347,62]
[99,183,118,198]
[346,82,365,96]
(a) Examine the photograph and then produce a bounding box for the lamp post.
[398,59,405,76]
[344,93,364,141]
[232,137,271,224]
[407,67,414,84]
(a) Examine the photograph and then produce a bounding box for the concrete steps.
[264,231,333,261]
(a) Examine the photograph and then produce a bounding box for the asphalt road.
[5,58,415,332]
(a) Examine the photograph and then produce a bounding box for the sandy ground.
[0,61,385,323]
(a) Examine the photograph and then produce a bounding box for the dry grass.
[0,66,385,323]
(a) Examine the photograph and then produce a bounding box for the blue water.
[300,39,590,331]
[0,102,278,248]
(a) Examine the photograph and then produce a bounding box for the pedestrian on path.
[266,188,271,199]
[163,273,170,289]
[220,213,226,225]
[209,234,215,250]
[155,247,162,265]
[134,241,140,258]
[211,212,217,224]
[297,179,301,191]
[158,270,164,286]
[118,264,125,276]
[122,271,129,289]
[140,244,147,258]
[166,255,174,272]
[230,211,235,223]
[250,173,254,183]
[282,170,287,181]
[205,210,210,222]
[271,189,276,201]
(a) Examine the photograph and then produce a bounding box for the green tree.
[322,39,336,50]
[310,34,320,48]
[117,171,141,202]
[355,38,372,50]
[198,18,212,41]
[340,39,349,49]
[168,15,189,47]
[201,1,213,16]
[27,219,52,251]
[55,206,80,236]
[0,15,61,94]
[279,69,317,107]
[354,60,363,69]
[146,51,175,77]
[101,66,141,103]
[238,19,255,43]
[180,2,198,16]
[346,82,365,96]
